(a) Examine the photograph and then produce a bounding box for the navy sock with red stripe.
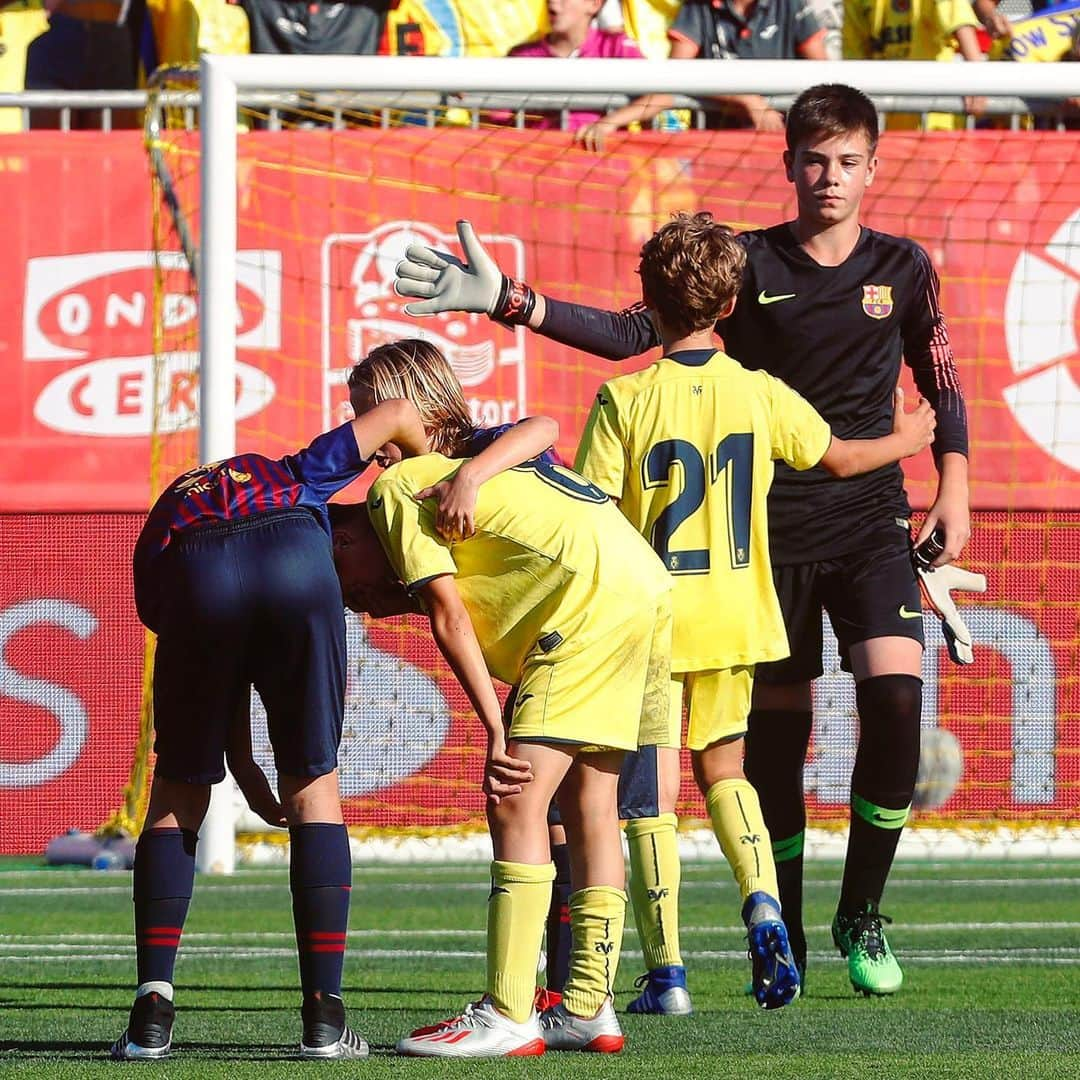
[289,823,351,997]
[132,827,197,988]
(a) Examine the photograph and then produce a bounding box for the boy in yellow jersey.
[574,211,936,1010]
[329,453,674,1057]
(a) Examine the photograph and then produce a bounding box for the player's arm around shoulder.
[417,415,560,542]
[416,574,533,806]
[819,386,936,477]
[349,398,427,462]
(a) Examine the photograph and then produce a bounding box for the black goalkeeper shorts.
[756,519,925,685]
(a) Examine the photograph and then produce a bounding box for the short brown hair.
[786,83,879,156]
[347,338,476,457]
[638,212,746,337]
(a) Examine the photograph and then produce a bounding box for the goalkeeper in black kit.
[395,83,977,999]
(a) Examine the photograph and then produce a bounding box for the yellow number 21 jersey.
[575,348,831,672]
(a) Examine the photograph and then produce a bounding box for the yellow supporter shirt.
[843,0,980,129]
[574,348,832,672]
[843,0,979,60]
[367,453,671,686]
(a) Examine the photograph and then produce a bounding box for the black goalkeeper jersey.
[539,223,968,565]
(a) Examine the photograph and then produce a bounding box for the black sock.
[133,827,197,988]
[840,674,922,916]
[546,842,572,992]
[745,708,812,961]
[290,823,351,997]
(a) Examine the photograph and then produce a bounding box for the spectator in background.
[241,0,390,56]
[843,0,987,129]
[971,0,1011,38]
[507,0,673,151]
[23,0,144,128]
[667,0,827,132]
[595,0,626,30]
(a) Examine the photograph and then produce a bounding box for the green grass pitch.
[2,857,1079,1078]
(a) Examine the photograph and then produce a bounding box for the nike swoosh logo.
[898,605,922,620]
[758,290,796,305]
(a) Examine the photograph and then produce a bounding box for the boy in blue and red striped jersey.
[112,400,430,1063]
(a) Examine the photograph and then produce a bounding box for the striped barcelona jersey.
[133,423,369,626]
[575,348,831,672]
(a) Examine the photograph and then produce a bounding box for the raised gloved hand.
[394,219,536,326]
[916,562,987,665]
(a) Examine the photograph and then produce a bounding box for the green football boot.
[831,902,903,997]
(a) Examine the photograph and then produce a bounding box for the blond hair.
[638,211,746,337]
[347,339,476,457]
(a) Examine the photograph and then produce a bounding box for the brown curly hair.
[637,211,746,338]
[346,338,477,457]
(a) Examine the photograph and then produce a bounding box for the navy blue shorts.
[757,520,924,685]
[546,745,661,826]
[150,510,346,785]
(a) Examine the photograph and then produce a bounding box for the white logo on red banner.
[320,222,527,429]
[1004,209,1080,471]
[33,353,276,437]
[23,250,282,361]
[0,600,96,788]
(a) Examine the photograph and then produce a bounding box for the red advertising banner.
[0,514,144,855]
[0,129,1078,511]
[1,509,1076,854]
[1,131,1078,853]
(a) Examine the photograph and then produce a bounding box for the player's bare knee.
[279,770,343,825]
[145,776,212,832]
[691,736,747,793]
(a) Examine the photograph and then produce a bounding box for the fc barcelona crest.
[861,284,894,319]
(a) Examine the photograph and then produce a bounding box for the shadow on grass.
[0,981,460,995]
[2,1041,305,1061]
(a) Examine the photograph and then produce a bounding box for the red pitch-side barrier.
[0,130,1077,852]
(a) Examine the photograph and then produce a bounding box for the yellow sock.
[563,886,627,1018]
[486,860,555,1023]
[625,814,683,969]
[706,779,779,903]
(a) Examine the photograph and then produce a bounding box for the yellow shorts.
[662,665,756,751]
[509,593,675,753]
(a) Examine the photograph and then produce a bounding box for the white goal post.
[200,54,1079,479]
[194,55,1079,872]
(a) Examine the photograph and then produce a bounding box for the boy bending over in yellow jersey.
[330,453,675,1057]
[575,212,936,1010]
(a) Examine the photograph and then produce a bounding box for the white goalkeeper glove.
[394,219,537,326]
[916,562,987,665]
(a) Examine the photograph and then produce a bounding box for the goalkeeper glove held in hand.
[916,563,987,665]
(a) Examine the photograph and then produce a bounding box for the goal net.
[137,56,1079,862]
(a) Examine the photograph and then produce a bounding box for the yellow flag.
[990,0,1080,62]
